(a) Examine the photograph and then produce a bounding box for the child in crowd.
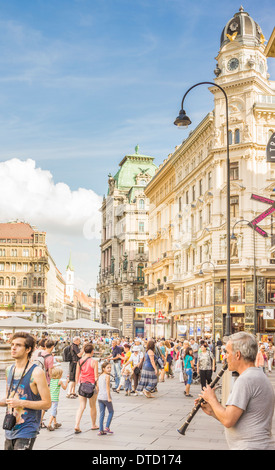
[124,368,132,396]
[47,367,69,431]
[97,361,114,436]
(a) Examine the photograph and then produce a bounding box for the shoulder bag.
[78,358,96,398]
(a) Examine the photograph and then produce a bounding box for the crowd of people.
[0,330,275,450]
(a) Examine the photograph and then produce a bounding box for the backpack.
[63,345,73,362]
[33,352,51,371]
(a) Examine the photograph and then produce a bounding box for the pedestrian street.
[0,363,275,451]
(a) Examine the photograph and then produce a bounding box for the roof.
[110,148,157,193]
[66,252,74,271]
[265,27,275,57]
[0,222,35,240]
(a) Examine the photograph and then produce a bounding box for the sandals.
[91,426,99,430]
[74,428,82,434]
[104,428,113,434]
[98,431,107,436]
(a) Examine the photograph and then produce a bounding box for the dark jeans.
[98,400,114,432]
[4,438,36,450]
[199,369,212,389]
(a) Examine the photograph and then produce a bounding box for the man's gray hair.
[229,332,258,362]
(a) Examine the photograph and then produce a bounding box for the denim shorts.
[50,401,59,417]
[185,368,193,385]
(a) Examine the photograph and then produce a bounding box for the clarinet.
[177,362,228,435]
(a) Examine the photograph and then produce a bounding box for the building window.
[199,179,203,196]
[11,263,16,272]
[139,199,145,209]
[230,196,239,218]
[0,249,5,256]
[23,263,28,272]
[266,279,275,303]
[138,243,144,254]
[235,129,240,144]
[224,279,245,303]
[208,171,212,190]
[139,221,144,232]
[192,185,196,202]
[23,277,28,287]
[179,197,182,212]
[230,162,239,180]
[207,204,212,224]
[137,264,144,281]
[33,293,37,304]
[0,263,4,271]
[23,249,29,257]
[11,277,16,287]
[22,293,27,304]
[5,292,9,303]
[11,249,17,257]
[229,130,233,145]
[199,211,203,230]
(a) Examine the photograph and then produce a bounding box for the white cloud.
[0,158,102,238]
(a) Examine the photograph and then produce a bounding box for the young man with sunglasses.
[197,332,275,450]
[0,332,51,450]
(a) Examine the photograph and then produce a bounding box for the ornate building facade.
[141,7,275,341]
[97,148,157,337]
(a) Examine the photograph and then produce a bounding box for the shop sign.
[263,309,274,320]
[145,318,152,324]
[177,325,187,334]
[136,307,155,314]
[266,132,275,162]
[222,305,245,314]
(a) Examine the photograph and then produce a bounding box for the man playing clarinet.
[198,332,275,450]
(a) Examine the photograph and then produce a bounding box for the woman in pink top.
[74,343,99,433]
[255,345,268,373]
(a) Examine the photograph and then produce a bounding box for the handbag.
[78,381,95,398]
[78,357,95,398]
[156,356,164,369]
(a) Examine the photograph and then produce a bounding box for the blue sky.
[0,0,274,293]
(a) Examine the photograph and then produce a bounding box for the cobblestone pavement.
[0,363,274,451]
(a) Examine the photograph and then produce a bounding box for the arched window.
[11,277,16,287]
[5,292,9,303]
[0,277,4,286]
[23,277,28,287]
[37,293,41,304]
[137,264,144,281]
[22,292,27,304]
[38,278,42,287]
[6,277,10,287]
[33,293,37,304]
[228,130,233,145]
[0,292,3,303]
[139,199,145,209]
[235,128,240,144]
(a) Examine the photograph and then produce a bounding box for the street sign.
[266,132,275,162]
[263,309,274,320]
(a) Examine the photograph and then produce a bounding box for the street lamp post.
[231,220,257,335]
[174,81,231,336]
[148,282,157,338]
[199,261,216,355]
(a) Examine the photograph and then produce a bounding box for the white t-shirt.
[225,367,275,450]
[129,352,144,367]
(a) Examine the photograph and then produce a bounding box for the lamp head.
[231,232,237,240]
[174,109,192,127]
[199,269,204,276]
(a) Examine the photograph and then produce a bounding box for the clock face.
[227,58,239,71]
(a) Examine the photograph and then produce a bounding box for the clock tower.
[214,6,268,83]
